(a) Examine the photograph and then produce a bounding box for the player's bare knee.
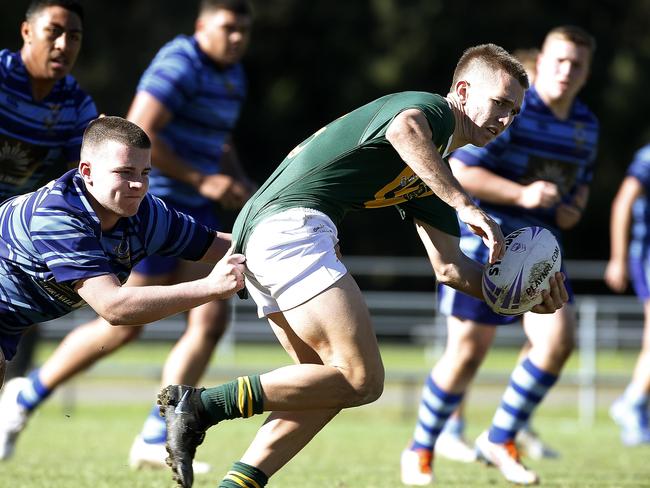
[552,333,575,363]
[348,368,385,406]
[452,343,489,374]
[112,325,143,345]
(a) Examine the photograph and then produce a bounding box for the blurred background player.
[0,0,97,381]
[605,144,650,446]
[432,45,556,465]
[0,0,255,473]
[401,25,598,486]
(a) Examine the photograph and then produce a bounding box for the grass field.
[2,342,649,487]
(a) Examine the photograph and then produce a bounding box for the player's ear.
[456,80,469,105]
[20,21,32,44]
[79,160,92,182]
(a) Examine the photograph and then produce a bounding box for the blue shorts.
[438,224,573,325]
[630,256,650,301]
[133,200,220,276]
[0,333,20,361]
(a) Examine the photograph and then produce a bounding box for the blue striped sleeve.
[30,211,112,283]
[138,50,198,115]
[142,195,214,261]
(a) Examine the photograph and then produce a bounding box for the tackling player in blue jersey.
[0,0,98,380]
[0,0,255,473]
[401,26,598,486]
[605,145,650,446]
[0,115,245,393]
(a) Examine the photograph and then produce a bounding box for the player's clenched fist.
[208,248,246,298]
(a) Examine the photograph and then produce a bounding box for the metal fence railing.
[40,257,643,425]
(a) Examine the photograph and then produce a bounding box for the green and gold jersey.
[233,91,460,253]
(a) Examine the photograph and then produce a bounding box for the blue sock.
[411,375,464,451]
[140,404,167,444]
[16,370,51,411]
[488,358,557,443]
[441,414,465,437]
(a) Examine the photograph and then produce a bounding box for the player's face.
[21,6,83,81]
[196,9,252,67]
[535,38,591,104]
[82,141,151,228]
[462,68,524,147]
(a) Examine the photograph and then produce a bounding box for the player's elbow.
[94,301,141,326]
[433,262,461,287]
[385,110,424,147]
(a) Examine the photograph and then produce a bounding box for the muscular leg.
[486,303,575,444]
[407,317,495,453]
[522,303,575,374]
[428,319,496,464]
[511,307,573,460]
[213,273,384,479]
[433,317,496,393]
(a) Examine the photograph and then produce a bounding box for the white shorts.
[244,208,348,318]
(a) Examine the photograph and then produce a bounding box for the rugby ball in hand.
[482,226,561,315]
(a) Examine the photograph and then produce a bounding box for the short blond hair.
[451,43,529,92]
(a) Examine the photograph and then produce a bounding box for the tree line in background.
[2,0,650,263]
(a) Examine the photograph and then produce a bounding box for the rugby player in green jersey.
[157,43,569,488]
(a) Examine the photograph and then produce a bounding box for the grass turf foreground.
[2,401,650,487]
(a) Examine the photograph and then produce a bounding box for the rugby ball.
[482,226,561,315]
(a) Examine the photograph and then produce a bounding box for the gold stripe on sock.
[233,470,261,488]
[242,376,253,418]
[224,472,248,487]
[237,377,245,416]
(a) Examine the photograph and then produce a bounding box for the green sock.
[219,461,268,488]
[200,374,264,425]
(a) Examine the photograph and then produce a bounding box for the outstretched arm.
[386,109,504,263]
[75,249,245,326]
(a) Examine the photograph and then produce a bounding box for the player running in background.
[0,115,245,392]
[0,0,97,381]
[401,26,598,486]
[0,0,255,472]
[156,44,568,488]
[605,145,650,446]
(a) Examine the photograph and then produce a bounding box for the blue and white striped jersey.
[0,49,97,200]
[627,144,650,260]
[452,86,599,238]
[136,35,247,208]
[0,170,215,335]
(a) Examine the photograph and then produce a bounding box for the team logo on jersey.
[364,168,432,208]
[520,156,578,195]
[113,237,131,266]
[0,140,35,184]
[574,122,586,148]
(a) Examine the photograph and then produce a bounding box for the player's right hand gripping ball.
[482,226,562,315]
